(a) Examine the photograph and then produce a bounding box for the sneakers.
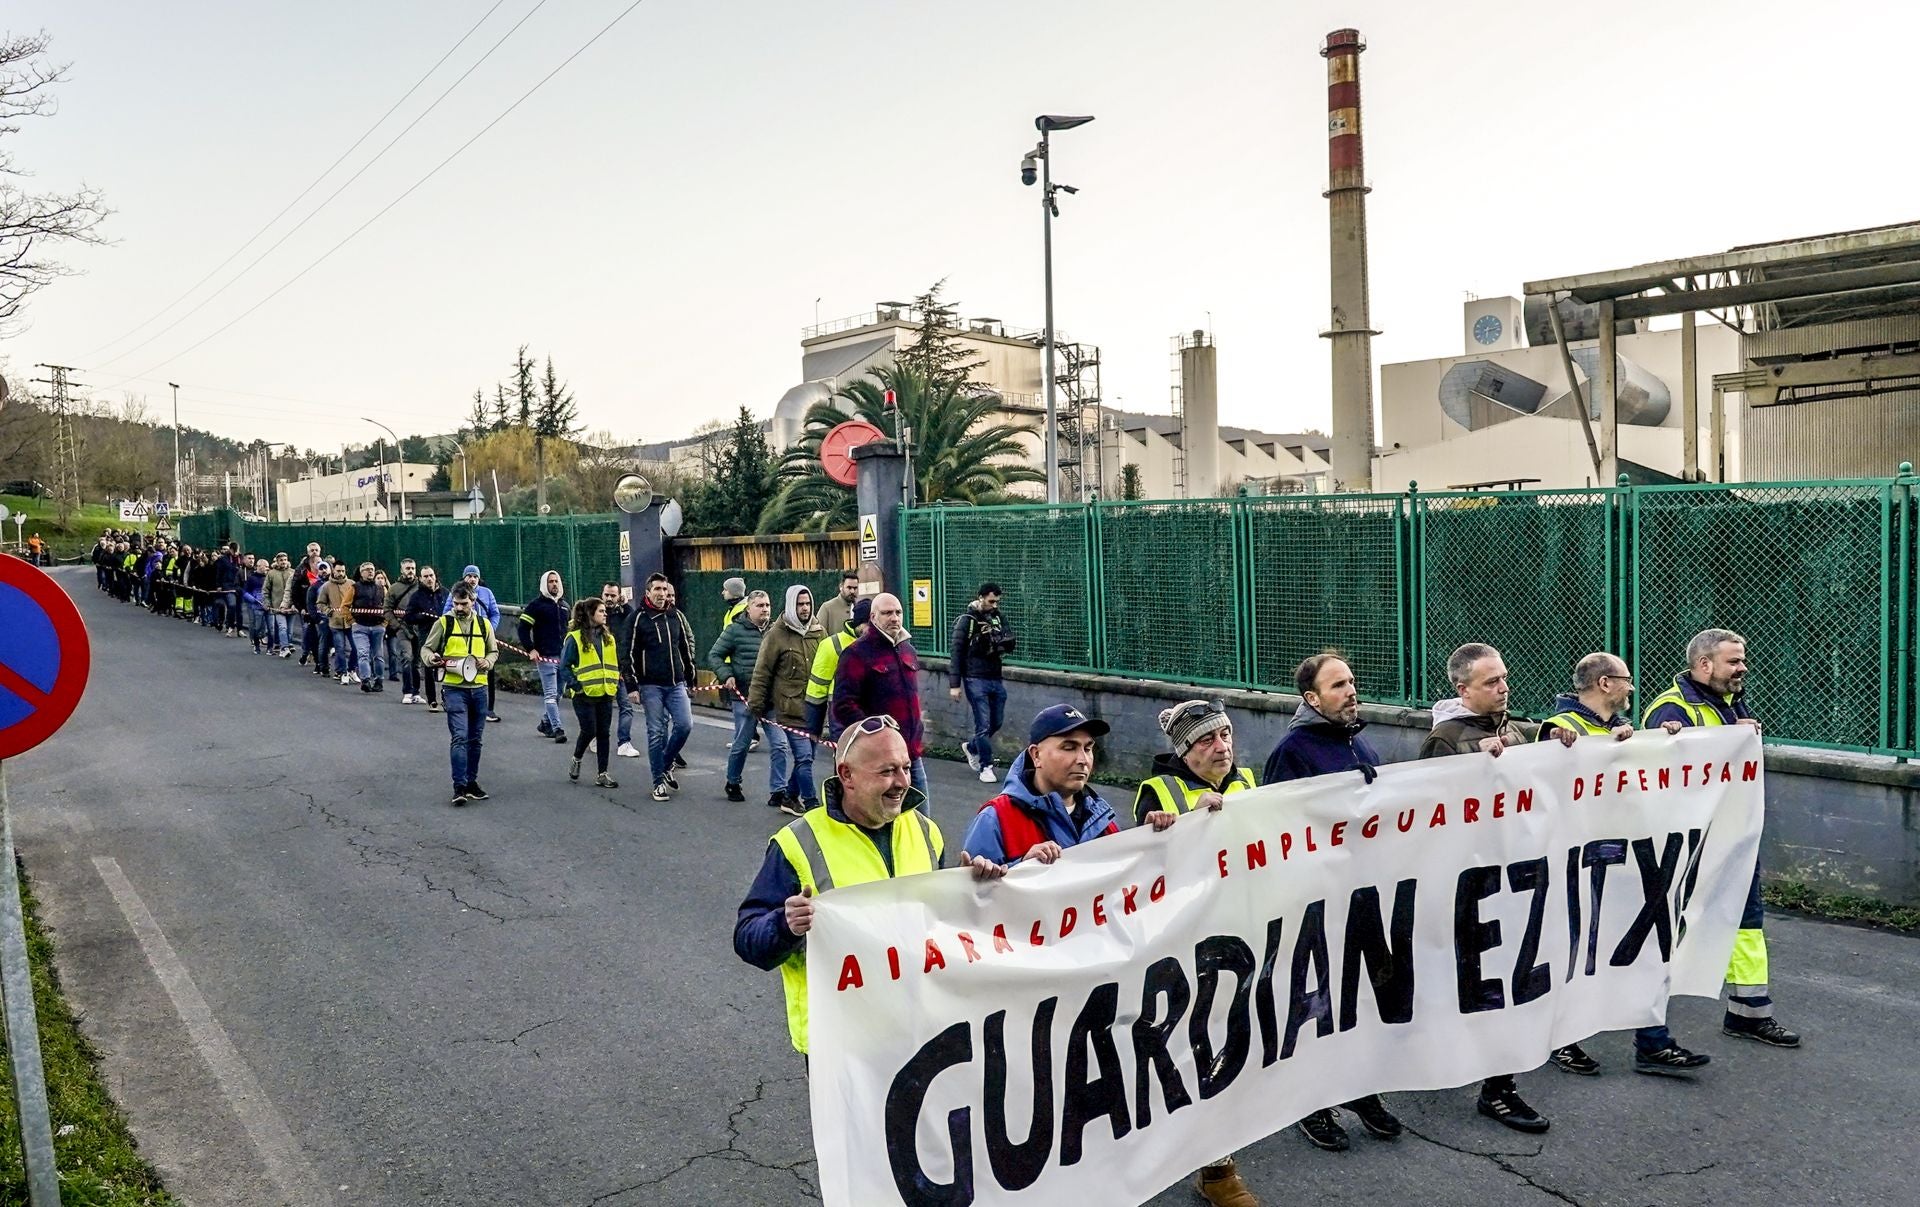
[779,796,806,818]
[485,713,501,723]
[1476,1080,1550,1133]
[651,781,671,802]
[1193,1159,1259,1207]
[427,701,443,713]
[1635,1044,1711,1077]
[1297,1108,1350,1151]
[338,673,350,685]
[551,729,567,744]
[964,744,982,772]
[749,736,761,752]
[595,772,618,789]
[371,679,384,692]
[464,781,490,801]
[672,753,687,770]
[724,782,745,802]
[663,772,680,791]
[1723,1016,1801,1048]
[451,787,469,807]
[979,765,997,783]
[1345,1094,1403,1139]
[617,742,641,758]
[1550,1043,1601,1076]
[537,719,553,736]
[348,671,361,684]
[765,793,786,810]
[360,681,373,694]
[569,757,583,782]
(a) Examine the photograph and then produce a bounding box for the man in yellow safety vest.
[422,582,499,807]
[733,715,1004,1055]
[1537,652,1703,1078]
[1643,629,1801,1050]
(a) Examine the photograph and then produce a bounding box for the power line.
[81,0,514,362]
[90,0,554,374]
[106,0,651,389]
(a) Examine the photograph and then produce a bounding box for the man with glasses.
[422,582,499,806]
[734,714,1006,1056]
[1537,652,1700,1078]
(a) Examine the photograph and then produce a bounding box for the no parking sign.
[0,558,90,759]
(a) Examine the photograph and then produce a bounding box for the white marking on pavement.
[692,713,731,731]
[92,856,334,1207]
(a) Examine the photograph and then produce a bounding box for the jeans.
[444,685,486,786]
[616,683,635,746]
[351,623,386,681]
[725,698,757,785]
[245,602,268,646]
[911,756,928,798]
[394,628,421,695]
[571,695,614,773]
[385,633,399,680]
[332,629,354,674]
[765,725,815,802]
[963,678,1008,768]
[270,612,291,651]
[536,662,564,732]
[640,684,693,784]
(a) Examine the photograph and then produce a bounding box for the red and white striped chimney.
[1321,28,1377,492]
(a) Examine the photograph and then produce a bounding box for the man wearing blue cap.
[447,565,503,722]
[960,704,1117,866]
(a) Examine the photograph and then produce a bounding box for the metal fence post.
[0,760,64,1207]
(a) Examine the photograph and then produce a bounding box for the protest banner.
[807,727,1763,1206]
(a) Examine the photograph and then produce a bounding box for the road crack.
[451,1018,567,1056]
[1402,1123,1581,1205]
[586,1075,817,1204]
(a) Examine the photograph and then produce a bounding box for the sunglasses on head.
[838,714,901,760]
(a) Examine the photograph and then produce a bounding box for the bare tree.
[1,32,109,331]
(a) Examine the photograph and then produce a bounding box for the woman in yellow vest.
[561,597,622,789]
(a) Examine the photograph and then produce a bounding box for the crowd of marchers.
[729,584,1797,1207]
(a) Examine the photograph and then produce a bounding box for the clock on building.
[1473,314,1503,346]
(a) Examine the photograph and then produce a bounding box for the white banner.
[808,728,1763,1207]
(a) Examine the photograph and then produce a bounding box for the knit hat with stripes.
[1158,699,1230,756]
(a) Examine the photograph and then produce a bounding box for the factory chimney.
[1178,330,1221,499]
[1321,28,1377,492]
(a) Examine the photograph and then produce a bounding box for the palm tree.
[758,365,1044,533]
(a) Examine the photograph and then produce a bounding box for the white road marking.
[92,856,334,1207]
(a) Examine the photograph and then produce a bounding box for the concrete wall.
[919,658,1920,906]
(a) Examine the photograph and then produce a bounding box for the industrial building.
[769,302,1328,501]
[1374,222,1920,490]
[277,462,443,522]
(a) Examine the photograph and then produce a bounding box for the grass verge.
[1765,878,1920,934]
[0,861,179,1206]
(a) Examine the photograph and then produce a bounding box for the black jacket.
[517,594,570,659]
[350,578,384,622]
[948,602,1016,686]
[629,601,695,687]
[606,601,636,686]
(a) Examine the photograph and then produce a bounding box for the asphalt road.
[10,567,1920,1207]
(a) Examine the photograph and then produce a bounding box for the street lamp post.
[1022,114,1094,505]
[168,382,182,509]
[362,418,406,521]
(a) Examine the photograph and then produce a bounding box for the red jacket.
[829,627,924,758]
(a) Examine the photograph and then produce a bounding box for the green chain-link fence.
[901,473,1920,755]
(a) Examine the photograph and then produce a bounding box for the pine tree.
[897,279,981,387]
[534,357,579,439]
[512,345,536,429]
[466,389,489,439]
[491,383,510,432]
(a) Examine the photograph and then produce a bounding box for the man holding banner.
[1536,652,1706,1078]
[1643,629,1801,1051]
[1420,643,1551,1134]
[734,716,1004,1055]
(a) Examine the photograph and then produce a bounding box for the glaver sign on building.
[276,462,439,522]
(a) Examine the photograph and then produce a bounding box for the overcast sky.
[5,0,1916,454]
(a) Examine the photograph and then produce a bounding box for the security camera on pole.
[1020,113,1094,505]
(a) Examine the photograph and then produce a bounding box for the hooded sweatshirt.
[517,571,570,659]
[1419,697,1525,759]
[963,751,1119,865]
[1264,700,1384,784]
[749,585,825,726]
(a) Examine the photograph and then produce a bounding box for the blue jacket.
[1264,701,1382,783]
[241,571,266,607]
[960,752,1119,866]
[214,554,241,590]
[733,778,940,971]
[444,582,500,626]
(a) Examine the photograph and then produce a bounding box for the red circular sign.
[0,557,91,759]
[819,419,887,488]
